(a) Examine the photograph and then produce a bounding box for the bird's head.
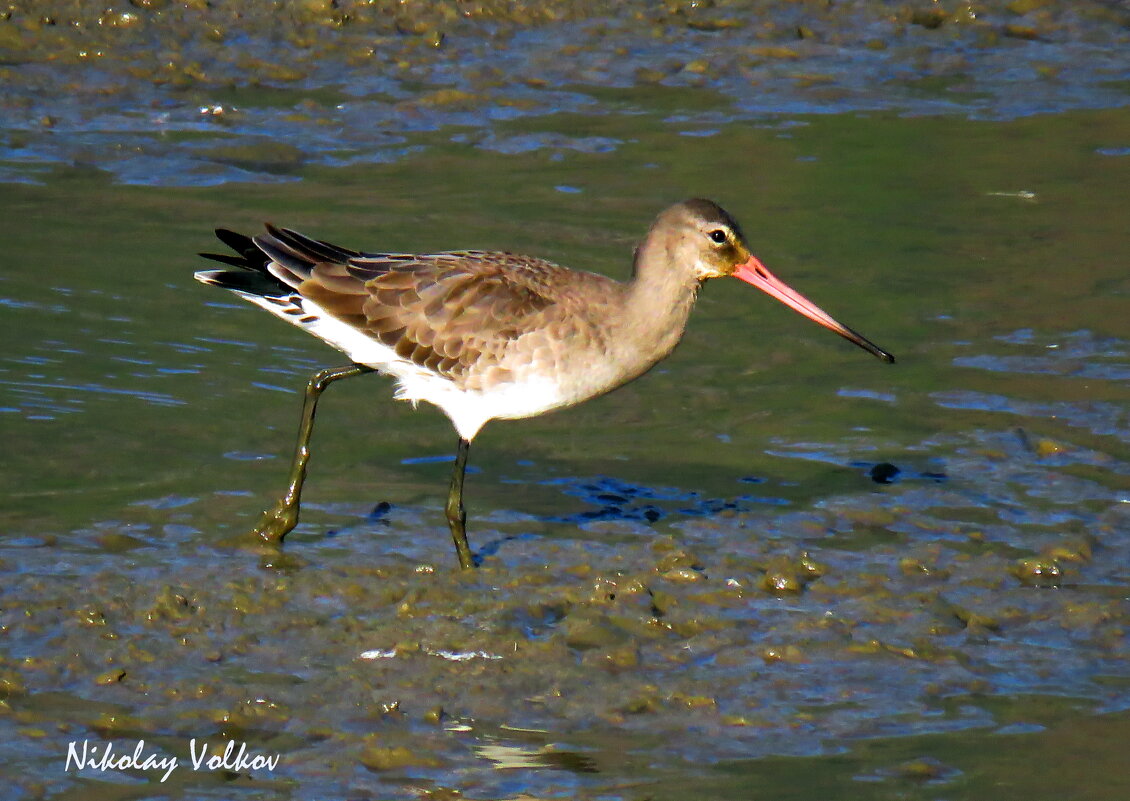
[658,198,895,364]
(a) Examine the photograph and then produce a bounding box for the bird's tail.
[195,229,288,296]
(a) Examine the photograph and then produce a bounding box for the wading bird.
[196,199,893,568]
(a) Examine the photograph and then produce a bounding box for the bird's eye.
[709,229,727,244]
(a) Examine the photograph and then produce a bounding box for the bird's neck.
[619,240,702,359]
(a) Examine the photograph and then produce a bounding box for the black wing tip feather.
[197,222,359,292]
[253,231,318,275]
[267,224,361,263]
[197,251,253,269]
[196,225,289,296]
[213,228,259,256]
[194,268,287,296]
[199,227,271,273]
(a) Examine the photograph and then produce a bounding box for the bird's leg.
[445,437,475,569]
[250,363,375,544]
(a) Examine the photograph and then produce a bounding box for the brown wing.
[253,226,563,383]
[350,252,560,382]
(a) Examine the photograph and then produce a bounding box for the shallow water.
[3,7,1130,799]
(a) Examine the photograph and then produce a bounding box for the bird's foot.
[249,501,299,544]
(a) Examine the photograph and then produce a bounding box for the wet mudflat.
[2,2,1130,800]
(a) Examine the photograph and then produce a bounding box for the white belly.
[227,289,570,440]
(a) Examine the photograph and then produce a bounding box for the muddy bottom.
[4,420,1130,798]
[2,0,1129,185]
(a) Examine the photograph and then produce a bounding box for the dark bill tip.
[841,327,895,364]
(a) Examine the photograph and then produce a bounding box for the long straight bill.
[733,257,895,363]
